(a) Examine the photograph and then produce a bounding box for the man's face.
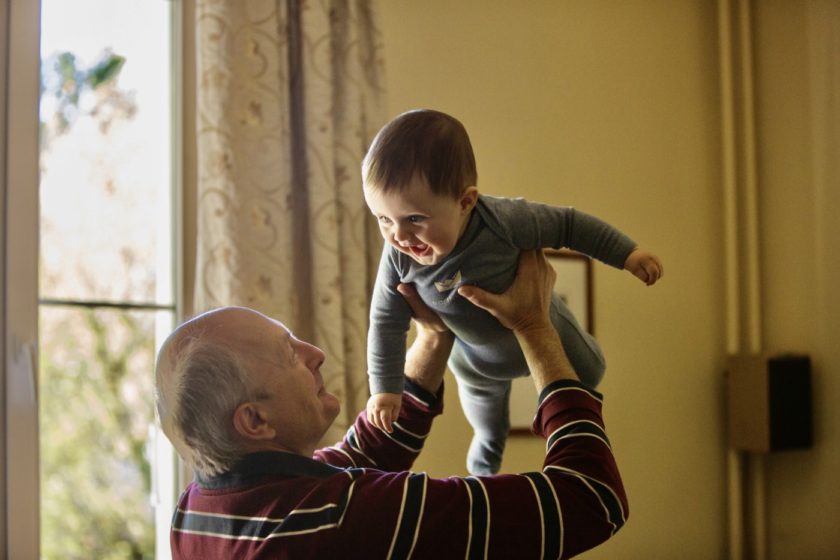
[213,308,341,454]
[364,175,477,266]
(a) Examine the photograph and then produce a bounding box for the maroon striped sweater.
[170,378,628,559]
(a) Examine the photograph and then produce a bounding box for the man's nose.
[301,341,326,370]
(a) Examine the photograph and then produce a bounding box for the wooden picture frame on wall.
[508,249,594,434]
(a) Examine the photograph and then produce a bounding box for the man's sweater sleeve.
[331,378,628,559]
[313,379,443,471]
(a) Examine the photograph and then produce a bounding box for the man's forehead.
[194,307,293,368]
[201,306,272,329]
[187,307,288,346]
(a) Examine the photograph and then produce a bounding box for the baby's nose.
[393,224,412,242]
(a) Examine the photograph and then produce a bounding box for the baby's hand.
[624,248,664,286]
[366,393,402,433]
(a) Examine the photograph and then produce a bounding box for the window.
[38,1,180,558]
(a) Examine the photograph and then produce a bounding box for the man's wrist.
[404,329,454,393]
[512,319,555,341]
[514,322,578,392]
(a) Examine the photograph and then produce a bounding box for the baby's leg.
[449,344,512,475]
[550,294,606,388]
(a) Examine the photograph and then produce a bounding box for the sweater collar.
[197,450,344,490]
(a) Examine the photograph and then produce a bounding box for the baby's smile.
[405,242,431,258]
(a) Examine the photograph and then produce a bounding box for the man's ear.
[233,402,276,441]
[459,186,479,214]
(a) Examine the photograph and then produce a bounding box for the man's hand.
[367,392,402,433]
[457,249,556,333]
[397,283,449,334]
[624,248,663,286]
[459,249,578,390]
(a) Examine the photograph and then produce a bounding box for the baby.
[363,109,662,474]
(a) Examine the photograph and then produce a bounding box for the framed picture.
[508,249,594,434]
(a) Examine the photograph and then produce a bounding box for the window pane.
[38,1,176,558]
[39,0,172,304]
[39,306,171,559]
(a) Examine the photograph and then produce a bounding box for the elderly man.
[155,250,628,559]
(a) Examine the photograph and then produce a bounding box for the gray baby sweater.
[367,194,636,395]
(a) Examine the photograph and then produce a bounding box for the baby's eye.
[378,216,392,225]
[407,215,425,224]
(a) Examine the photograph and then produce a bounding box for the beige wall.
[754,1,840,559]
[380,1,839,558]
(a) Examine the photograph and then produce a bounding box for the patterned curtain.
[194,0,386,443]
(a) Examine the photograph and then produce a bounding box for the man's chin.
[322,392,341,418]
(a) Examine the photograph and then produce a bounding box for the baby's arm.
[367,284,454,433]
[367,249,413,409]
[624,248,664,286]
[366,393,402,433]
[495,198,636,269]
[368,281,453,433]
[493,198,663,284]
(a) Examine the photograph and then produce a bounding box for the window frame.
[2,0,186,557]
[3,0,42,557]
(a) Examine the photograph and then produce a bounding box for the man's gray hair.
[155,335,259,478]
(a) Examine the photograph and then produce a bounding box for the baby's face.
[364,176,477,266]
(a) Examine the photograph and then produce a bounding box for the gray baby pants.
[449,294,605,475]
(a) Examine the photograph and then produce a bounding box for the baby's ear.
[459,186,479,213]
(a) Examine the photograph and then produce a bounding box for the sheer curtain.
[193,0,385,442]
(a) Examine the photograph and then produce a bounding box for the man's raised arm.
[318,250,628,559]
[314,282,453,471]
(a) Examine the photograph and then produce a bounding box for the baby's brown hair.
[362,109,477,198]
